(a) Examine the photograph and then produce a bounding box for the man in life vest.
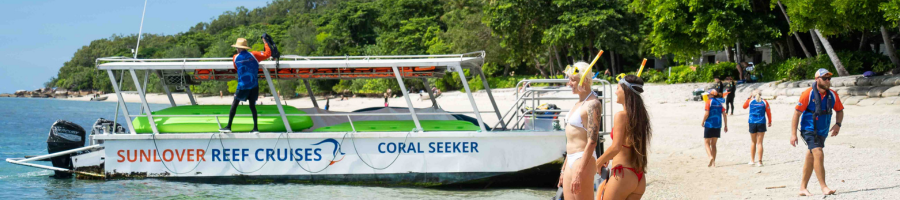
[790,68,844,196]
[219,37,272,133]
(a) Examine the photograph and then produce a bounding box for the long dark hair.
[621,75,652,173]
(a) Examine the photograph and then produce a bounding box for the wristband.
[835,123,841,127]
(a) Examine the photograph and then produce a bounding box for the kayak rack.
[95,52,506,134]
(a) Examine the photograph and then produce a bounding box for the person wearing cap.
[219,37,272,133]
[701,89,727,168]
[790,68,843,196]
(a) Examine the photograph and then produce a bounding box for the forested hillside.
[47,0,900,95]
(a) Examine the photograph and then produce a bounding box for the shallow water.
[0,98,553,199]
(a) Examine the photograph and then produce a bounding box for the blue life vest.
[704,98,725,128]
[748,99,768,124]
[234,50,259,90]
[800,86,835,137]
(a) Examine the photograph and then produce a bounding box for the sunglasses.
[819,77,831,81]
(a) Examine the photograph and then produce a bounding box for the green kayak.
[313,120,480,132]
[132,105,313,133]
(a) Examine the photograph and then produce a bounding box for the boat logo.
[312,138,345,165]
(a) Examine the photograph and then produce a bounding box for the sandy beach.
[63,83,900,199]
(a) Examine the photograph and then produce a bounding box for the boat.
[90,96,108,101]
[7,52,614,187]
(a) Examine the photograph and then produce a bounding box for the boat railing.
[98,52,503,135]
[494,79,613,134]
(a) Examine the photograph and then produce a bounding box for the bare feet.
[708,159,715,168]
[822,187,836,195]
[798,189,812,196]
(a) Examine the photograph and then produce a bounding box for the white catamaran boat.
[8,51,613,186]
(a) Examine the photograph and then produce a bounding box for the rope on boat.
[349,130,411,170]
[150,133,217,174]
[284,132,349,173]
[215,132,283,174]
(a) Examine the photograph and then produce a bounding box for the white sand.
[65,83,900,199]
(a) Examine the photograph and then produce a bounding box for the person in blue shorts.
[702,89,727,167]
[742,89,771,167]
[790,68,844,196]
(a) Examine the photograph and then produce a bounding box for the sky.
[0,0,270,93]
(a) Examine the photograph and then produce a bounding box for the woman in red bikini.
[595,75,652,200]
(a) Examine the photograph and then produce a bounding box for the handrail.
[495,78,612,131]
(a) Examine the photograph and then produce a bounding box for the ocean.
[0,98,553,199]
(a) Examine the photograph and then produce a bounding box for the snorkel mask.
[565,50,604,87]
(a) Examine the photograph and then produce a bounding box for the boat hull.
[92,131,566,185]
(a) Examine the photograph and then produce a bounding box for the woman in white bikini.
[558,62,603,200]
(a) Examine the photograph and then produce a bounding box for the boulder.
[848,86,875,96]
[875,97,898,105]
[832,87,850,97]
[842,96,867,105]
[867,86,895,97]
[881,76,900,86]
[775,88,789,96]
[883,85,900,97]
[856,98,880,106]
[789,88,808,96]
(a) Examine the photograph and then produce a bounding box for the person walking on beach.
[702,89,727,167]
[384,89,391,107]
[219,36,272,133]
[595,74,651,200]
[742,89,771,167]
[713,78,724,95]
[557,62,602,200]
[790,68,843,196]
[724,77,736,115]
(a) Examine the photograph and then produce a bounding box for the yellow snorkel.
[616,58,648,82]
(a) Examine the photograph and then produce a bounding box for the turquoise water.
[0,98,553,199]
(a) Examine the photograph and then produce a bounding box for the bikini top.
[611,127,633,148]
[566,93,595,129]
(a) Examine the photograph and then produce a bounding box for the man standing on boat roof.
[219,36,273,133]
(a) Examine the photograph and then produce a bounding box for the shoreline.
[29,82,900,199]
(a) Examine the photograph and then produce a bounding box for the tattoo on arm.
[585,102,600,143]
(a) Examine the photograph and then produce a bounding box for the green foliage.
[757,51,894,81]
[632,0,781,60]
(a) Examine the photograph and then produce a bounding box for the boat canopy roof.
[96,51,485,70]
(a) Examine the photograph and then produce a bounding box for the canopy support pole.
[141,71,149,114]
[262,66,293,133]
[421,78,438,109]
[108,69,136,134]
[454,65,488,132]
[303,80,318,108]
[475,68,505,129]
[391,65,422,132]
[155,70,177,107]
[130,69,159,134]
[185,86,197,105]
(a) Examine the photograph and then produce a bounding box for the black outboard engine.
[46,120,85,178]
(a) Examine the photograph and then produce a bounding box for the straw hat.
[231,38,251,49]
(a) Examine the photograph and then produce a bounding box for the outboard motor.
[46,120,85,178]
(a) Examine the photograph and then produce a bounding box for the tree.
[631,0,781,62]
